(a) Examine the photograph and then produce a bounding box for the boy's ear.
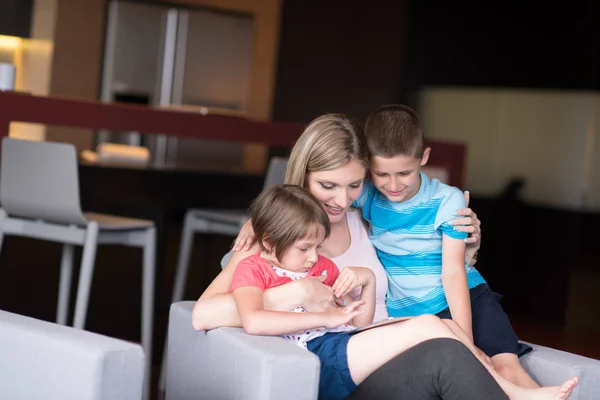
[420,147,431,167]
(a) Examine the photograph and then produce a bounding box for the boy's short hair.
[364,104,425,158]
[250,184,331,261]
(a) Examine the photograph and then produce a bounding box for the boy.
[353,104,537,388]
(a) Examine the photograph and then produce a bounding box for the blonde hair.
[250,184,331,261]
[285,114,369,187]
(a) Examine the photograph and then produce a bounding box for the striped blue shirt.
[353,173,486,317]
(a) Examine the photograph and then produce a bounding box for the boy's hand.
[332,267,375,298]
[324,300,366,328]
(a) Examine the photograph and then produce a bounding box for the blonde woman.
[192,114,577,399]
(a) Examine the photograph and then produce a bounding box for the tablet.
[348,316,412,334]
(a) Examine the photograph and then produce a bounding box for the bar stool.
[0,138,155,399]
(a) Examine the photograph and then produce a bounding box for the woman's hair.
[250,184,331,261]
[285,114,369,187]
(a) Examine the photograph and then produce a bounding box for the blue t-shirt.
[353,173,486,317]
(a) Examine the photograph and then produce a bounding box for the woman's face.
[306,159,367,224]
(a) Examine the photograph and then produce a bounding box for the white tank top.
[330,210,389,322]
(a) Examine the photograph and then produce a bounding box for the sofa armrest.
[166,301,320,400]
[521,341,600,399]
[0,310,144,400]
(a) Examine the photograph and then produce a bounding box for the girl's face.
[305,159,367,225]
[262,229,325,273]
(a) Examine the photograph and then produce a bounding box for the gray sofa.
[166,301,600,400]
[0,309,145,400]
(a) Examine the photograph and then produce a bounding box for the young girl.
[231,184,578,400]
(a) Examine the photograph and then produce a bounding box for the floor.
[0,168,598,399]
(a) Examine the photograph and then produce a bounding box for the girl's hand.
[233,219,257,252]
[450,191,482,246]
[324,300,366,329]
[332,267,375,298]
[296,276,338,313]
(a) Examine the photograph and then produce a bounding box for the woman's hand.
[324,300,366,329]
[332,267,375,298]
[233,219,257,252]
[450,191,482,246]
[295,276,339,313]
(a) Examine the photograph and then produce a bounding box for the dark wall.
[401,0,599,107]
[0,0,33,38]
[273,0,409,123]
[274,0,599,118]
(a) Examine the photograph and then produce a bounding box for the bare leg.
[346,314,579,400]
[493,353,540,388]
[440,318,494,367]
[440,319,539,388]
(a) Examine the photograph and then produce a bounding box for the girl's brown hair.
[250,184,331,261]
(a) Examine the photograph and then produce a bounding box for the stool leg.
[158,212,198,391]
[56,244,75,325]
[0,209,6,251]
[142,227,156,400]
[73,222,99,330]
[171,212,197,304]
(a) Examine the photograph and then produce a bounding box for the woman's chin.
[327,211,346,224]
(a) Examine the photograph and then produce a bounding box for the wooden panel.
[0,92,470,187]
[0,91,303,147]
[43,0,106,153]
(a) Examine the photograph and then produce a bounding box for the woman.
[193,114,504,399]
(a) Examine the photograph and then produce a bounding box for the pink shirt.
[230,253,354,348]
[231,254,339,291]
[330,210,390,322]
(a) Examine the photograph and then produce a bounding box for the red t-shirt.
[230,254,340,292]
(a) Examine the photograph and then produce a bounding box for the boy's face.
[370,148,430,203]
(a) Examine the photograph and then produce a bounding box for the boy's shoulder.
[422,175,467,228]
[424,174,465,203]
[353,179,378,209]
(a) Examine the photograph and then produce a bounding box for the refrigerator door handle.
[171,10,189,107]
[155,8,180,167]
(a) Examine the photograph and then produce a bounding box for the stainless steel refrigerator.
[98,0,255,170]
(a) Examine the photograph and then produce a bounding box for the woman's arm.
[192,245,337,330]
[441,235,473,342]
[191,246,253,330]
[233,286,363,335]
[352,279,376,327]
[330,267,376,327]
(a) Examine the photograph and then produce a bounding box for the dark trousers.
[347,338,508,400]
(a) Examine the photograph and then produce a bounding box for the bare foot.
[553,377,579,400]
[518,377,579,400]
